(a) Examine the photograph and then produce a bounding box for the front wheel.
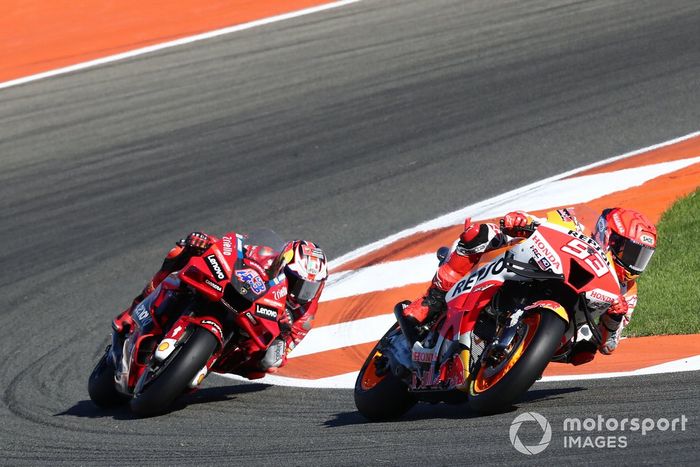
[88,347,129,408]
[468,310,565,414]
[354,326,416,421]
[130,327,218,417]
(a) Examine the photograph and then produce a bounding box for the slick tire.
[88,348,129,408]
[130,327,217,417]
[468,310,565,414]
[354,327,416,421]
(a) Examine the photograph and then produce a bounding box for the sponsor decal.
[273,286,287,301]
[640,234,655,246]
[611,212,626,234]
[201,319,223,338]
[449,256,507,298]
[245,312,258,324]
[235,268,266,295]
[530,233,563,270]
[412,347,438,364]
[255,303,278,321]
[472,283,496,293]
[205,254,226,280]
[586,289,616,306]
[222,236,234,256]
[537,257,553,271]
[158,342,170,352]
[132,303,152,327]
[204,278,223,292]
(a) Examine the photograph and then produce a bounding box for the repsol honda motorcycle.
[88,229,289,417]
[354,208,621,420]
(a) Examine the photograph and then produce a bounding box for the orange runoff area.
[2,0,336,82]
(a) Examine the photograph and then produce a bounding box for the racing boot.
[397,288,447,344]
[397,218,489,343]
[598,312,624,355]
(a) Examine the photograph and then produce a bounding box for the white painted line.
[218,369,359,388]
[539,355,700,382]
[289,313,396,358]
[321,253,437,302]
[328,131,700,269]
[0,0,363,91]
[217,354,700,388]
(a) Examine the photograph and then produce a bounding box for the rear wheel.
[468,310,565,414]
[88,347,129,408]
[354,326,416,421]
[130,327,218,417]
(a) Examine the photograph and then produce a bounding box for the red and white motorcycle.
[88,230,290,416]
[354,208,621,419]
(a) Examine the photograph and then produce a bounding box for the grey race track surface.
[1,0,698,464]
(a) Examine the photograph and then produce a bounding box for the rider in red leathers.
[400,208,657,364]
[112,232,328,376]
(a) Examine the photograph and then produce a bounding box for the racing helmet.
[593,208,657,282]
[270,240,328,305]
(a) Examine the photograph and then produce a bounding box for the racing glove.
[607,294,629,315]
[501,211,531,237]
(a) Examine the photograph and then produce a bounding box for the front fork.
[152,315,224,389]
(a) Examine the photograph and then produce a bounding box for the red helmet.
[270,240,328,305]
[593,208,657,282]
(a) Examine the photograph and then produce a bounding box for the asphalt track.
[1,0,699,464]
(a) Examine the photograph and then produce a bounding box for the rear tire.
[468,310,565,414]
[130,327,217,417]
[354,327,416,421]
[88,348,129,408]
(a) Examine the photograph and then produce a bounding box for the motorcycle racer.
[112,231,328,376]
[399,207,657,364]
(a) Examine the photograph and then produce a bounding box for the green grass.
[624,187,700,336]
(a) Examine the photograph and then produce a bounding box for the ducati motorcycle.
[354,208,622,420]
[88,229,289,417]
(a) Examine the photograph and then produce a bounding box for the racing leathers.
[400,211,634,363]
[112,231,321,376]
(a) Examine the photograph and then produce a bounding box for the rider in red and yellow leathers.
[112,232,328,376]
[400,208,657,364]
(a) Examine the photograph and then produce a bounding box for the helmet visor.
[610,233,655,274]
[287,272,321,303]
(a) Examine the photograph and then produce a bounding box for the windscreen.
[244,228,285,252]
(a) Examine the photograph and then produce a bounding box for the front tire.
[354,327,416,421]
[130,327,218,417]
[468,310,565,414]
[88,347,129,408]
